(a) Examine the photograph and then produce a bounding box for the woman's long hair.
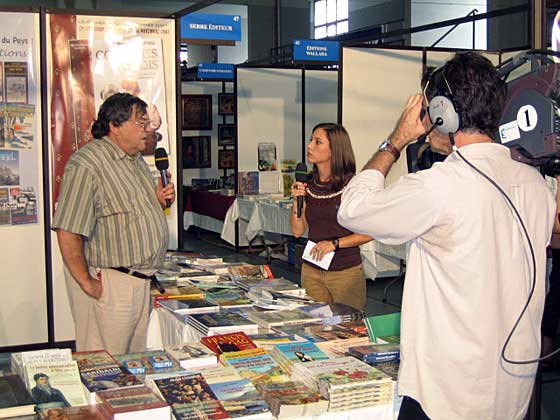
[309,123,356,191]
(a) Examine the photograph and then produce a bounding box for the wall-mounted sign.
[181,13,241,43]
[198,63,234,80]
[293,39,340,63]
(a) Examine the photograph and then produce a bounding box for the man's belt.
[111,267,165,293]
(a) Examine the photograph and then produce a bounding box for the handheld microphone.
[154,148,171,208]
[294,162,308,218]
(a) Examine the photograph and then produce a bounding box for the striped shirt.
[52,137,169,269]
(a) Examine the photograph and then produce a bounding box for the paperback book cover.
[38,405,109,419]
[4,103,34,150]
[220,348,288,385]
[96,385,170,418]
[205,289,253,308]
[79,365,142,395]
[4,62,28,103]
[187,311,258,333]
[201,331,257,355]
[24,361,88,408]
[272,341,330,364]
[153,373,229,420]
[164,343,218,370]
[157,298,219,315]
[208,378,270,418]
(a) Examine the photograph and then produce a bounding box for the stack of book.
[269,341,330,374]
[227,264,274,286]
[157,298,220,315]
[286,323,367,343]
[151,284,205,301]
[153,373,229,420]
[164,343,218,370]
[156,261,220,283]
[186,311,259,336]
[12,349,89,410]
[247,288,312,310]
[205,288,253,309]
[297,303,366,326]
[248,333,300,350]
[258,381,328,419]
[73,350,142,404]
[347,343,400,365]
[244,308,321,332]
[315,336,372,357]
[236,277,304,295]
[37,405,109,419]
[96,385,170,420]
[291,356,394,411]
[204,366,271,419]
[114,351,185,388]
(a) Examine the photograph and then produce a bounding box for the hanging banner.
[181,13,241,42]
[0,12,39,226]
[197,63,234,80]
[48,14,175,209]
[293,39,340,63]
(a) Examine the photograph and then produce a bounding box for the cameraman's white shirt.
[338,143,555,420]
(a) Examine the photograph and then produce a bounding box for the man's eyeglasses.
[132,119,150,130]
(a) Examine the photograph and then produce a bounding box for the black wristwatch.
[332,238,340,251]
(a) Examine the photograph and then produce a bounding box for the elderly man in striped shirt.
[53,93,175,355]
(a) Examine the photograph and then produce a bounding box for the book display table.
[146,307,400,420]
[147,307,203,350]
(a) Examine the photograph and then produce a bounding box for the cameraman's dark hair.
[423,52,507,139]
[91,93,147,139]
[309,123,356,191]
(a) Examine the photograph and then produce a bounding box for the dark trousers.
[542,248,560,339]
[398,397,431,420]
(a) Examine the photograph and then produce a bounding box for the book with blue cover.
[208,378,271,419]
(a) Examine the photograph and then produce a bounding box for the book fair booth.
[0,2,547,420]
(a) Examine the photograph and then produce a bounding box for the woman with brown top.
[290,123,372,310]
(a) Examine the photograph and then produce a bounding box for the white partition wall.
[237,68,304,171]
[342,48,424,186]
[0,12,47,347]
[304,70,338,166]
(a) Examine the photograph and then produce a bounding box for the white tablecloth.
[184,211,224,235]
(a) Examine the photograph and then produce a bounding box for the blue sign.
[181,13,242,42]
[293,39,340,62]
[198,63,234,80]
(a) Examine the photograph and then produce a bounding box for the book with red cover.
[201,331,257,355]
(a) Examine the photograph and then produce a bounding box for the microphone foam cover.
[154,147,169,170]
[295,162,308,183]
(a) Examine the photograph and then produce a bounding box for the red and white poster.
[48,14,175,209]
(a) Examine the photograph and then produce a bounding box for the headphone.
[425,64,461,136]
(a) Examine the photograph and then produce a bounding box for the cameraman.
[338,52,556,420]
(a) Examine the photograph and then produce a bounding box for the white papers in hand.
[302,240,335,270]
